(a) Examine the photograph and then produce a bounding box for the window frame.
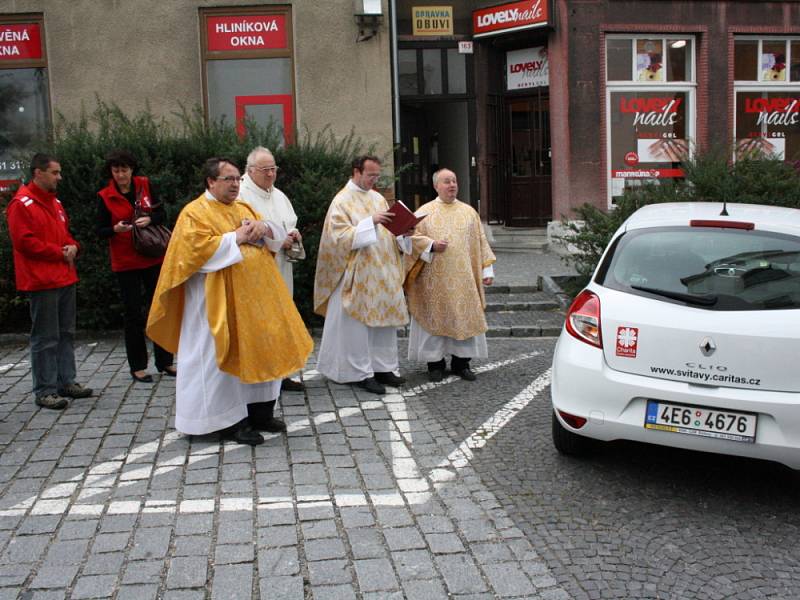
[733,36,800,163]
[199,6,295,143]
[605,34,696,85]
[733,35,800,86]
[397,42,474,100]
[0,13,51,186]
[605,34,697,208]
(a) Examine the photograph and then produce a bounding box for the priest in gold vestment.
[147,158,313,445]
[313,155,411,395]
[405,168,496,382]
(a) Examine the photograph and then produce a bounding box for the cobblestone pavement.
[428,338,800,600]
[0,336,569,599]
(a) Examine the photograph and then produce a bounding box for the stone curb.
[539,275,574,311]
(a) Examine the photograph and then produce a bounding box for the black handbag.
[132,193,171,258]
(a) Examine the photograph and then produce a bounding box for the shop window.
[733,37,800,162]
[200,7,294,144]
[422,48,442,94]
[0,15,50,188]
[446,49,466,94]
[605,35,696,206]
[399,49,418,95]
[606,36,693,82]
[398,46,471,98]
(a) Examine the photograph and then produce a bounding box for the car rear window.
[597,226,800,310]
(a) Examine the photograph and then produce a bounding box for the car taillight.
[690,219,754,230]
[565,289,602,348]
[558,410,588,429]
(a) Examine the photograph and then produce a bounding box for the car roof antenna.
[720,200,729,217]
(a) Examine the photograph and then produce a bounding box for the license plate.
[644,400,757,443]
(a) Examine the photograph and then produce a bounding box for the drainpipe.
[389,0,401,191]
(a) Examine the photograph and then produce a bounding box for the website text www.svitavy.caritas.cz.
[649,366,761,386]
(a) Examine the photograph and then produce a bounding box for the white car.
[551,202,800,469]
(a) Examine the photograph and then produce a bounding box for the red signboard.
[473,0,549,38]
[0,23,42,61]
[206,15,287,52]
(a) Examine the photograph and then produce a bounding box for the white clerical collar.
[347,179,371,193]
[243,174,272,196]
[205,190,217,201]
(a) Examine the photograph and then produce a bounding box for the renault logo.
[700,337,716,357]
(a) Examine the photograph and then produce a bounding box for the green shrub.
[0,102,371,331]
[561,146,800,283]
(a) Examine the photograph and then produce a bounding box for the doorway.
[505,91,551,226]
[399,100,473,209]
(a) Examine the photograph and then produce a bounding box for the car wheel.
[551,411,590,456]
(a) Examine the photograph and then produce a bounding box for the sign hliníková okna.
[206,15,287,52]
[0,23,42,61]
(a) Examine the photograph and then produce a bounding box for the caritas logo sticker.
[616,327,639,358]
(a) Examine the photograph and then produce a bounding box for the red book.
[382,200,426,236]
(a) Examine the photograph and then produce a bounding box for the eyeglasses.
[251,166,279,174]
[216,176,242,183]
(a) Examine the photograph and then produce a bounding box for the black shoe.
[374,371,405,386]
[131,371,154,383]
[281,378,305,392]
[256,417,287,433]
[57,383,93,398]
[219,420,264,446]
[454,367,476,381]
[157,366,177,377]
[354,377,386,395]
[428,369,444,383]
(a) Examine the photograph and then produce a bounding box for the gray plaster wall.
[0,0,394,165]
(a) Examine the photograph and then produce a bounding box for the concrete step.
[490,226,548,252]
[485,284,540,295]
[485,300,559,312]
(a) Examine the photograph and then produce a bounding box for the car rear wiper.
[631,285,718,306]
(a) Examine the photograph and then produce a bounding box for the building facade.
[0,0,394,187]
[394,0,800,234]
[2,1,799,233]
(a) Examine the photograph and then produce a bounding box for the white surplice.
[316,189,411,384]
[174,204,284,435]
[239,175,298,295]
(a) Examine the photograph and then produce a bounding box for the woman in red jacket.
[96,150,176,382]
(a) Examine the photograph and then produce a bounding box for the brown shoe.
[57,383,93,398]
[35,394,68,410]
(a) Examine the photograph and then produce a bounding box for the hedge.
[0,102,373,331]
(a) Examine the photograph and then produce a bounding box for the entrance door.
[400,103,434,209]
[400,100,474,209]
[506,92,551,226]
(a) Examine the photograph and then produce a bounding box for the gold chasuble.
[406,198,496,340]
[146,194,313,384]
[314,186,408,327]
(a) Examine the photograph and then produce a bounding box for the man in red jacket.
[6,153,93,410]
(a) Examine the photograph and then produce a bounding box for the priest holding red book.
[313,155,414,395]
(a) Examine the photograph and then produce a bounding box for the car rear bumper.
[551,334,800,470]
